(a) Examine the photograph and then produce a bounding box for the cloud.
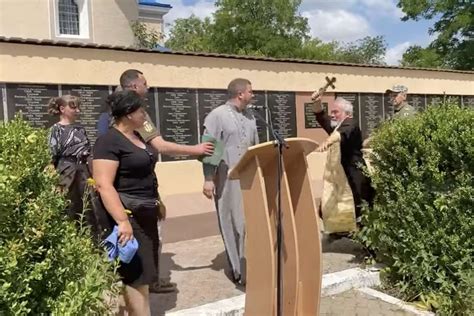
[302,9,372,42]
[163,0,216,26]
[161,0,405,45]
[300,0,357,11]
[385,41,411,65]
[163,1,373,42]
[301,0,403,19]
[359,0,404,19]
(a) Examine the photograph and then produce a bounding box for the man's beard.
[330,120,339,128]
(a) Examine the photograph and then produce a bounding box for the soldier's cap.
[385,85,408,94]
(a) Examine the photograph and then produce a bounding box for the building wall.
[90,0,138,46]
[0,0,51,40]
[0,0,165,47]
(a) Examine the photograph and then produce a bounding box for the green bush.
[0,117,119,315]
[358,104,474,315]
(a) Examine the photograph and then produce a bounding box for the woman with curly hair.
[48,95,91,221]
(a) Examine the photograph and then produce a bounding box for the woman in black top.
[93,90,158,315]
[48,95,91,221]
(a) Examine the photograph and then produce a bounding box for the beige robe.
[321,129,357,233]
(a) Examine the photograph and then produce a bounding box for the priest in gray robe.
[202,78,259,284]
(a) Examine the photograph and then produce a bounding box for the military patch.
[143,121,153,133]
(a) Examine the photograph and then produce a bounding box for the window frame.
[52,0,91,40]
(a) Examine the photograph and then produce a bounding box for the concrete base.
[322,268,380,296]
[358,288,435,316]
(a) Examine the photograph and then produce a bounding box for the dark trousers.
[344,165,374,218]
[57,161,89,221]
[57,160,105,241]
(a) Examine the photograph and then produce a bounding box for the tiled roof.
[138,1,172,8]
[1,36,473,75]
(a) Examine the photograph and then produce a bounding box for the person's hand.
[45,163,56,173]
[362,137,372,148]
[316,142,329,152]
[311,90,324,113]
[203,181,215,199]
[195,142,214,156]
[311,90,323,102]
[157,200,167,221]
[117,219,133,246]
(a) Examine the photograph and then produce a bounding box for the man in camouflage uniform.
[362,84,417,176]
[385,84,417,119]
[363,84,416,148]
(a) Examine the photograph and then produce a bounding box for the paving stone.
[320,290,413,316]
[150,234,366,315]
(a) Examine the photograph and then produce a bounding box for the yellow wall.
[1,41,473,219]
[90,0,137,46]
[154,152,327,219]
[0,0,164,47]
[1,42,472,95]
[0,0,51,40]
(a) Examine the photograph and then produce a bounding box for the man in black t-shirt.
[119,69,214,156]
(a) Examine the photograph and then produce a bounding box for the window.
[58,0,79,35]
[53,0,90,39]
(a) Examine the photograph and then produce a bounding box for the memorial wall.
[1,39,473,163]
[1,81,472,161]
[1,38,473,224]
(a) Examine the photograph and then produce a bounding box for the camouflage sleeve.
[136,112,160,143]
[408,105,417,116]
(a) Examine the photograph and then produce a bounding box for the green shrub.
[0,117,119,315]
[358,104,474,315]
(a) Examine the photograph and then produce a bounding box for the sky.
[160,0,437,65]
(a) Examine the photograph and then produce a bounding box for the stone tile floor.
[320,290,413,316]
[150,234,378,315]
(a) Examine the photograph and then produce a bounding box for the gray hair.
[334,97,353,116]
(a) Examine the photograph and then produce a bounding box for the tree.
[296,36,387,65]
[400,45,443,68]
[398,0,474,70]
[166,15,213,52]
[336,36,387,65]
[297,38,339,61]
[165,0,387,65]
[166,0,309,57]
[130,21,163,49]
[209,0,309,57]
